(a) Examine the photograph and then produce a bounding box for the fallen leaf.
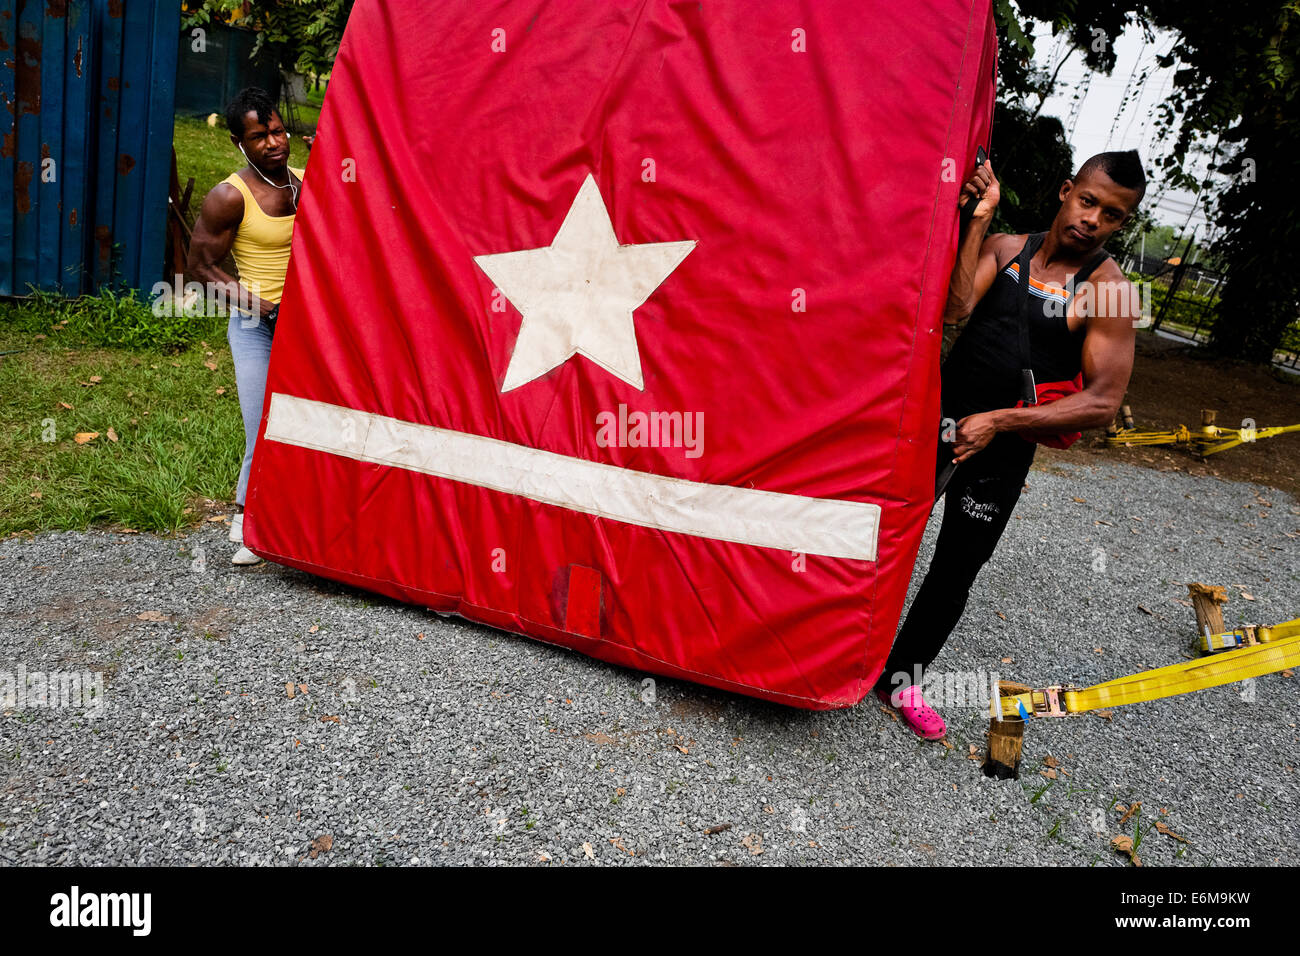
[1118,801,1141,826]
[1043,755,1060,768]
[1137,605,1153,616]
[1094,647,1105,654]
[308,834,333,859]
[741,832,764,856]
[1072,497,1087,503]
[58,401,73,410]
[308,624,320,633]
[581,842,595,859]
[1154,821,1189,843]
[204,360,218,371]
[675,744,689,754]
[89,375,102,383]
[74,431,99,444]
[416,632,425,641]
[136,610,169,622]
[1001,656,1013,663]
[1240,592,1255,601]
[609,836,633,855]
[1041,769,1057,779]
[1110,834,1141,866]
[298,683,307,695]
[704,823,732,835]
[1095,710,1114,721]
[996,611,1007,620]
[215,387,226,395]
[106,427,118,442]
[285,683,295,698]
[29,491,42,499]
[940,738,954,750]
[320,715,340,723]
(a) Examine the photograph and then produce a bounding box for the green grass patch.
[1,289,227,353]
[0,323,243,536]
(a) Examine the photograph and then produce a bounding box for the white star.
[473,174,696,392]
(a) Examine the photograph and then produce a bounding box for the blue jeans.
[227,309,276,506]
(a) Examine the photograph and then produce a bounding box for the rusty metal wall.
[1,0,180,297]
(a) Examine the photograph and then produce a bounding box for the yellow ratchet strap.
[1200,618,1300,652]
[994,628,1300,720]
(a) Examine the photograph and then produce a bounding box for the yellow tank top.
[224,166,305,305]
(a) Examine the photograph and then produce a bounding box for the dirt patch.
[670,696,728,724]
[1037,335,1300,500]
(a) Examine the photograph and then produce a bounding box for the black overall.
[878,233,1110,689]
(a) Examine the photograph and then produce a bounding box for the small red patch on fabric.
[564,565,602,638]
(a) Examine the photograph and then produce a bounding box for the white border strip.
[264,393,880,561]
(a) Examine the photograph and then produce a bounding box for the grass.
[0,315,243,536]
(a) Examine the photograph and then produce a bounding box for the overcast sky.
[1026,22,1215,236]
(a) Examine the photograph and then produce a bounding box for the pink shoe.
[876,684,946,740]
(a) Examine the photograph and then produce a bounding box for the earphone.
[239,143,299,211]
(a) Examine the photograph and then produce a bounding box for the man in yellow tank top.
[188,87,306,565]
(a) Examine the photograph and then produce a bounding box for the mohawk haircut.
[1075,150,1147,205]
[225,87,278,139]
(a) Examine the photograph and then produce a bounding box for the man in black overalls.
[878,151,1146,738]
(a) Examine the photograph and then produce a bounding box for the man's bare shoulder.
[1092,254,1132,285]
[197,181,245,228]
[982,232,1024,268]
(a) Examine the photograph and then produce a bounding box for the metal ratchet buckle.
[1032,685,1069,718]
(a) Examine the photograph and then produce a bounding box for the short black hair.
[1075,150,1147,205]
[225,87,278,139]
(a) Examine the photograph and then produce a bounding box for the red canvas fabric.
[244,0,999,709]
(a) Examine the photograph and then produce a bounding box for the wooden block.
[984,680,1031,780]
[1187,582,1227,641]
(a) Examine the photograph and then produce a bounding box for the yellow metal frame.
[1105,407,1300,457]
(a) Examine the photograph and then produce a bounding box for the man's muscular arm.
[944,162,1005,324]
[950,261,1137,462]
[186,183,277,316]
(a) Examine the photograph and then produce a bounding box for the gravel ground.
[1,457,1296,866]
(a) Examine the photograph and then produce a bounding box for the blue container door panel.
[59,0,93,295]
[90,0,122,288]
[36,0,64,291]
[107,0,148,288]
[140,0,178,293]
[0,0,16,296]
[12,0,41,292]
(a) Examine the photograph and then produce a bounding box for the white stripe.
[264,392,880,561]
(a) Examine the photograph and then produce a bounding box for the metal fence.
[1,0,180,297]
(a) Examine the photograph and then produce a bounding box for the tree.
[182,1,355,78]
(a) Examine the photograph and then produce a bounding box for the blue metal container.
[1,0,179,296]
